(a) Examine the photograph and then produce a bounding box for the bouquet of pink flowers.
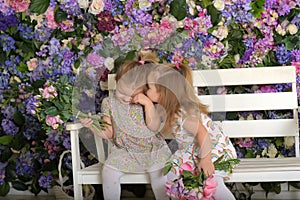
[164,156,240,200]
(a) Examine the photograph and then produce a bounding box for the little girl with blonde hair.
[80,52,171,200]
[133,62,237,199]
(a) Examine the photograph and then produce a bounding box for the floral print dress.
[168,113,237,179]
[101,96,171,173]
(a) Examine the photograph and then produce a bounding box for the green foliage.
[29,0,50,14]
[250,0,265,18]
[170,0,187,20]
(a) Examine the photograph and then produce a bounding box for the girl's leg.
[213,174,235,200]
[148,167,169,200]
[102,165,124,200]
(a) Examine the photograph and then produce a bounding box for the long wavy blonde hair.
[149,62,208,134]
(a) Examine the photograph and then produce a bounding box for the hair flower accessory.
[138,60,145,65]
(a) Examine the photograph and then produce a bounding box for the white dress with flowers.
[167,113,237,180]
[101,96,171,173]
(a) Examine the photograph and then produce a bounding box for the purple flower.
[0,72,10,90]
[17,23,34,40]
[24,96,39,115]
[1,105,15,119]
[0,13,18,31]
[0,162,7,185]
[1,119,19,136]
[38,172,54,188]
[276,44,291,64]
[0,34,16,52]
[86,53,105,67]
[16,151,37,176]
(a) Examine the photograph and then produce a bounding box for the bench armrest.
[66,122,85,177]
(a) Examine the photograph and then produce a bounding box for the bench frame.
[67,65,300,200]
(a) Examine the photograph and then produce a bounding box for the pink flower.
[45,115,64,129]
[203,175,217,199]
[7,0,30,12]
[45,7,57,29]
[179,162,194,175]
[86,52,105,67]
[40,85,58,100]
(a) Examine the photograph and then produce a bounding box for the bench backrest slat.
[192,66,296,86]
[199,93,298,112]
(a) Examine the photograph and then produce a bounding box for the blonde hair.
[149,63,208,134]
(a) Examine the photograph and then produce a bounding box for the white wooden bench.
[66,65,300,200]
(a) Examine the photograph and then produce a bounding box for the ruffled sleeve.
[101,97,111,118]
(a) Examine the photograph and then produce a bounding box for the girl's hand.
[79,118,93,128]
[198,154,215,177]
[132,93,152,106]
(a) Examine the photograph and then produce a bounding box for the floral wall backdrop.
[0,0,300,198]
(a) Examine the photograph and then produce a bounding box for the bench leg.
[74,183,83,200]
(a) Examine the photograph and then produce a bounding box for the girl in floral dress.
[80,54,171,200]
[133,63,237,199]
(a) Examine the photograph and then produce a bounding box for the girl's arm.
[80,116,113,139]
[132,93,162,131]
[183,117,215,176]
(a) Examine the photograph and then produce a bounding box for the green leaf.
[163,162,173,175]
[170,0,187,21]
[250,0,265,18]
[53,101,64,111]
[61,95,70,103]
[12,180,28,191]
[29,0,50,14]
[44,106,59,116]
[16,62,28,73]
[0,182,10,196]
[54,7,68,23]
[60,74,69,84]
[13,111,25,126]
[0,136,13,145]
[207,5,221,26]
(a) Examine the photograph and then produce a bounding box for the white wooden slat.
[192,66,296,87]
[221,119,298,138]
[228,171,300,182]
[198,92,298,112]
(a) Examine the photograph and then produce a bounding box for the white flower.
[104,57,114,70]
[213,0,225,11]
[261,147,267,157]
[275,24,286,36]
[138,0,151,11]
[234,54,240,63]
[211,25,228,40]
[186,0,196,15]
[267,144,278,158]
[287,24,298,35]
[284,136,295,149]
[78,0,89,9]
[88,0,105,15]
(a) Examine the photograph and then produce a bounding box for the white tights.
[102,165,169,200]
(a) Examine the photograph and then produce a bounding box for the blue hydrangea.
[16,151,37,176]
[0,34,16,52]
[38,173,54,188]
[1,119,19,136]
